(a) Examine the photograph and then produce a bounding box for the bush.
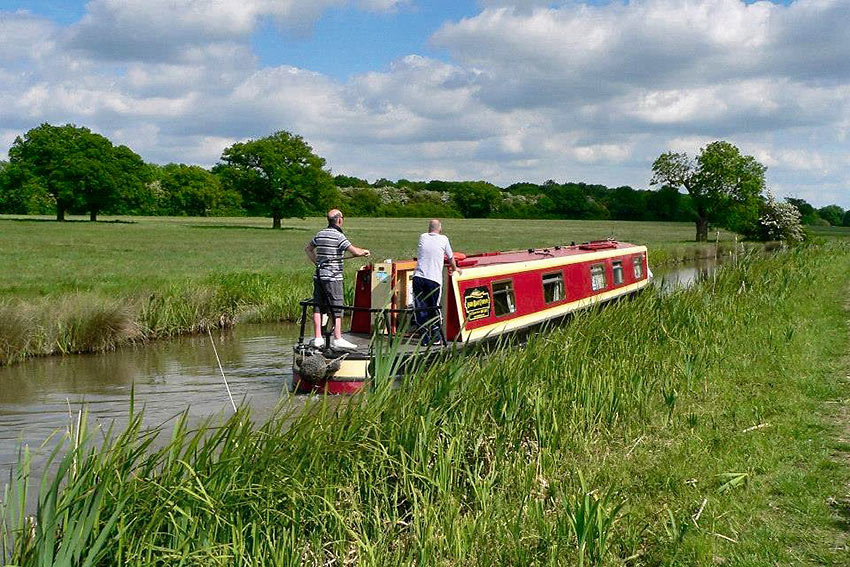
[755,194,805,243]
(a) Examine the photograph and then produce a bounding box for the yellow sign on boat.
[464,286,491,321]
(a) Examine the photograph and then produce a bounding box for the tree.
[334,174,369,187]
[6,124,148,221]
[218,131,335,228]
[12,125,137,220]
[785,197,819,225]
[0,160,52,214]
[504,182,544,196]
[651,141,766,241]
[817,204,844,226]
[450,181,502,218]
[373,178,396,188]
[547,183,608,220]
[645,185,684,221]
[156,164,242,216]
[607,186,647,221]
[757,194,804,243]
[342,187,382,216]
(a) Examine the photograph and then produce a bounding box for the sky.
[0,0,848,207]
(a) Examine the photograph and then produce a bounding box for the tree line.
[1,123,846,238]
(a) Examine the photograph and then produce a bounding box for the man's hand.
[346,244,370,258]
[305,242,317,264]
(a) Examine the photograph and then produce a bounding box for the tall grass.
[3,243,849,565]
[0,271,317,365]
[0,295,141,365]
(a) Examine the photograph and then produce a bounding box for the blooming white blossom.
[759,193,804,243]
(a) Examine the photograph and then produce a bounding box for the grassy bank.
[0,215,754,365]
[3,242,849,565]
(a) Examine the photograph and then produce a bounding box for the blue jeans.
[413,276,442,343]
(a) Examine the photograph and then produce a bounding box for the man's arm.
[346,244,371,257]
[305,242,317,264]
[445,240,462,274]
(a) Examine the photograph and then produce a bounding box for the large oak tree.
[218,131,335,228]
[6,123,147,221]
[651,141,766,241]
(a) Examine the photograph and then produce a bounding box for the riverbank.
[3,242,848,564]
[0,216,747,366]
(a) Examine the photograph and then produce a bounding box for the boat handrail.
[297,299,441,345]
[298,299,428,315]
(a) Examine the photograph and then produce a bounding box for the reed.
[0,294,141,365]
[0,272,318,365]
[2,242,849,565]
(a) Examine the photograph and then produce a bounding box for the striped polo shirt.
[311,226,351,281]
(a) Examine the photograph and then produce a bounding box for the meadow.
[2,242,848,565]
[0,215,741,365]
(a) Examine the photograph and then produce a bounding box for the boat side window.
[633,256,644,279]
[590,264,607,291]
[492,279,516,317]
[612,261,624,285]
[542,271,564,303]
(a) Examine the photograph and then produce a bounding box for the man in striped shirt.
[305,209,370,350]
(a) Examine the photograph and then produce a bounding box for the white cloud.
[357,0,411,12]
[572,143,633,164]
[66,0,351,62]
[0,10,57,62]
[1,1,849,207]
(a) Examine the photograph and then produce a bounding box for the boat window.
[612,261,624,285]
[633,256,644,279]
[542,272,564,303]
[590,264,607,291]
[492,280,516,317]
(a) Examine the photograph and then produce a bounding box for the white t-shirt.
[413,232,453,283]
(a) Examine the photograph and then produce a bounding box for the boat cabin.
[348,240,649,342]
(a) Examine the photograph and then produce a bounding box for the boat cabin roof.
[450,240,640,268]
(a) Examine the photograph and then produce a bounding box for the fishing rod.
[207,327,237,414]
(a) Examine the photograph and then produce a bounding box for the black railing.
[297,299,442,348]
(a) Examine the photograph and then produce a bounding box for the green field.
[0,215,738,297]
[0,215,741,364]
[808,225,850,239]
[3,243,849,565]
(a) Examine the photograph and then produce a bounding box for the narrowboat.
[292,240,651,394]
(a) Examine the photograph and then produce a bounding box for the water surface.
[0,323,299,470]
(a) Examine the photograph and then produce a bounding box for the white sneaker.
[310,337,325,348]
[331,337,357,351]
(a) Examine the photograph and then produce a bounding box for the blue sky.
[0,0,847,207]
[252,1,478,78]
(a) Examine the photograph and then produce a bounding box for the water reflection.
[652,258,721,293]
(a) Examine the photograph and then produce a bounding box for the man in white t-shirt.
[412,219,461,345]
